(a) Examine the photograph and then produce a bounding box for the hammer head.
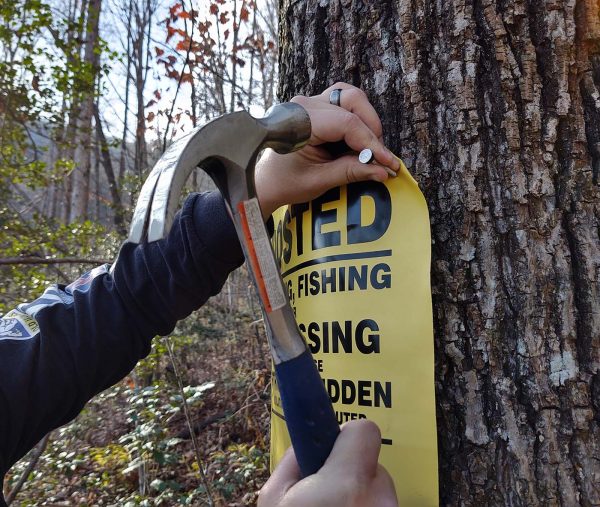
[128,102,311,244]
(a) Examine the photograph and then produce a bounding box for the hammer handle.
[274,350,340,477]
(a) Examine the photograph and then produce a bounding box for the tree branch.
[0,257,110,266]
[164,336,215,506]
[93,101,126,235]
[5,433,51,505]
[162,1,195,152]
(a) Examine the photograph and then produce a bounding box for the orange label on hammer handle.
[238,198,286,313]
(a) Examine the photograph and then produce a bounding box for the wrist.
[254,155,279,220]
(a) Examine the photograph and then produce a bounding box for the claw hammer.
[127,103,340,477]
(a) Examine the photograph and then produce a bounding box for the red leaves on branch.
[160,0,272,108]
[166,24,187,43]
[198,21,211,34]
[155,47,165,56]
[168,2,194,21]
[146,111,155,123]
[176,38,190,51]
[166,24,177,42]
[166,69,180,80]
[169,2,182,18]
[186,111,197,124]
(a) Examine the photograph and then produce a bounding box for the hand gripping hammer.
[127,103,340,477]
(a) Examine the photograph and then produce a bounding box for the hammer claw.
[128,163,163,244]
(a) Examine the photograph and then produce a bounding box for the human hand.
[257,419,398,507]
[255,83,400,218]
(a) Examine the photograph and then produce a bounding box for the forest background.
[1,0,277,504]
[3,0,600,505]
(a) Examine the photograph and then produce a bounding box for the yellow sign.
[270,160,438,506]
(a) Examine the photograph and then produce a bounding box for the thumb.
[320,155,390,188]
[258,446,302,506]
[319,419,383,480]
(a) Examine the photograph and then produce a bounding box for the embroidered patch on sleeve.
[66,264,109,294]
[0,264,110,342]
[17,285,73,317]
[0,309,40,341]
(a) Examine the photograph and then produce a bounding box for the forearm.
[0,192,243,474]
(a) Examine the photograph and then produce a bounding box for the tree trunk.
[132,0,149,178]
[94,102,126,234]
[70,0,102,222]
[134,37,146,179]
[129,0,158,178]
[230,0,240,112]
[278,1,600,505]
[61,0,89,223]
[118,0,133,185]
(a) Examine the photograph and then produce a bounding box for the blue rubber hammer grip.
[274,349,340,477]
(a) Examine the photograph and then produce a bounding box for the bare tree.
[52,0,90,222]
[158,0,278,139]
[69,0,102,221]
[94,102,126,233]
[118,0,134,185]
[130,0,157,179]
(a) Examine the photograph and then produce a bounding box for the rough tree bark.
[278,0,600,505]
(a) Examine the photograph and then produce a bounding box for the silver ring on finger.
[329,88,342,107]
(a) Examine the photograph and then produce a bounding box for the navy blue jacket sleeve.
[0,192,243,490]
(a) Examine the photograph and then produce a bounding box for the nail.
[358,148,397,178]
[359,148,375,164]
